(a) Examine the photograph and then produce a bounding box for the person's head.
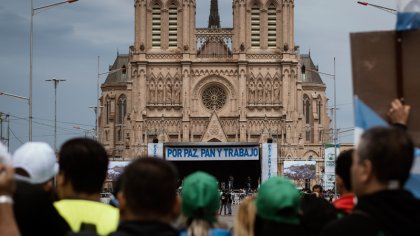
[12,142,58,191]
[57,138,108,198]
[118,158,179,222]
[181,171,220,224]
[352,127,414,196]
[312,184,323,197]
[233,196,256,236]
[335,149,354,195]
[254,177,302,235]
[255,177,301,225]
[300,193,338,235]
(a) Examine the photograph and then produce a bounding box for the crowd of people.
[0,99,419,236]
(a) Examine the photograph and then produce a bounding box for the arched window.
[251,3,260,48]
[303,95,311,124]
[121,65,127,80]
[317,97,322,124]
[152,2,161,48]
[106,98,110,124]
[306,128,311,142]
[267,3,276,48]
[117,95,127,125]
[168,2,178,48]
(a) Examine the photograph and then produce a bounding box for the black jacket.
[320,189,420,236]
[109,221,178,236]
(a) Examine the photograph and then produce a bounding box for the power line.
[8,114,94,133]
[9,127,24,145]
[8,114,94,128]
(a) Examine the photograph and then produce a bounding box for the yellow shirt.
[54,199,119,235]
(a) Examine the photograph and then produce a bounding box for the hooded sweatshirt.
[321,189,420,236]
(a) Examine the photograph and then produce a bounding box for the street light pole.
[46,78,66,153]
[29,0,78,142]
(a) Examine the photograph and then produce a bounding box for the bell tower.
[133,0,197,53]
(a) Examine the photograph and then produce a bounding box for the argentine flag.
[397,0,420,31]
[354,97,420,198]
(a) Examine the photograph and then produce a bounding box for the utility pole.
[46,78,66,153]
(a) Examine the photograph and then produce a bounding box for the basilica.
[98,0,331,186]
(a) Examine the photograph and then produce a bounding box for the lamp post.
[306,57,337,196]
[29,0,78,141]
[45,78,66,153]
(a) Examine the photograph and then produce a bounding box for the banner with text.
[324,144,340,190]
[261,143,278,182]
[148,143,164,158]
[165,146,259,161]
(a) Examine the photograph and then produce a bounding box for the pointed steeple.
[208,0,221,28]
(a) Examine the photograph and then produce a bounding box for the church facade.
[99,0,331,186]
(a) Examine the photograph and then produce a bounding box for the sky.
[0,0,396,152]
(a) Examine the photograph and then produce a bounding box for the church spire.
[208,0,220,28]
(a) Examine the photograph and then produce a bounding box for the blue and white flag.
[396,0,420,31]
[354,97,420,198]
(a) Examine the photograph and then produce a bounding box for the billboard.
[283,161,316,180]
[107,161,131,182]
[324,145,340,190]
[165,146,259,161]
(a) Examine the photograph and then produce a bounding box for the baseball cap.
[255,176,301,225]
[181,171,220,223]
[0,142,12,164]
[12,142,58,184]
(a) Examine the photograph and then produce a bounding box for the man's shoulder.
[320,212,379,236]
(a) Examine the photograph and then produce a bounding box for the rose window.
[202,86,226,110]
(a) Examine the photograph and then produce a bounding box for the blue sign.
[165,146,259,161]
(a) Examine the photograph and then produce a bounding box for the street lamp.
[305,57,337,195]
[45,78,66,153]
[29,0,78,141]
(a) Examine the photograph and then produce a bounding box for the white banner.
[261,143,278,182]
[165,146,259,161]
[148,143,164,158]
[324,145,340,190]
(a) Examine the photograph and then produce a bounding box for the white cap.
[0,142,12,165]
[12,142,58,184]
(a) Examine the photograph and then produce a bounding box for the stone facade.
[99,0,333,186]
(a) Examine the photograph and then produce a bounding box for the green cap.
[255,176,301,225]
[181,171,220,223]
